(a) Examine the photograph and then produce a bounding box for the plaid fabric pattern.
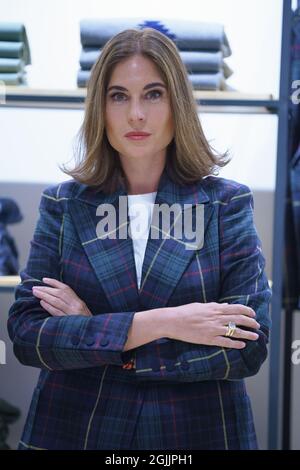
[8,169,271,450]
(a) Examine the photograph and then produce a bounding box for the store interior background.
[0,0,299,449]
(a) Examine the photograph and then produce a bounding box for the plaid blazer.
[7,169,271,450]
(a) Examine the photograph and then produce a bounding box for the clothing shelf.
[1,87,278,113]
[0,276,20,292]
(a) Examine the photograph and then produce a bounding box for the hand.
[32,277,92,317]
[166,302,260,349]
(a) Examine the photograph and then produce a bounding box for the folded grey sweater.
[0,22,31,64]
[80,18,232,57]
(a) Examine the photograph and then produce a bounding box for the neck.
[121,155,166,195]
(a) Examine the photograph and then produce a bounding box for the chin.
[123,150,153,159]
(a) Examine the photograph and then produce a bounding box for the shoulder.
[42,179,85,200]
[39,179,86,211]
[200,176,253,206]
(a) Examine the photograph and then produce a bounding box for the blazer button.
[71,336,80,346]
[85,338,95,346]
[100,338,109,347]
[181,361,190,370]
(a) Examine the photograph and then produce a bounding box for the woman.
[8,27,271,450]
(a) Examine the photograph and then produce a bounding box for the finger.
[214,336,246,349]
[222,315,260,329]
[236,328,259,341]
[40,299,66,316]
[32,286,69,303]
[42,277,70,290]
[32,289,68,312]
[222,326,259,341]
[219,304,256,317]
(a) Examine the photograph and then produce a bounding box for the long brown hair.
[61,27,229,193]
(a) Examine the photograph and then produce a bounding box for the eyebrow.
[107,82,167,93]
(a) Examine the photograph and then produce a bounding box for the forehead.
[108,55,163,85]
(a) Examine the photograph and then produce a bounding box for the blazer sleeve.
[133,184,272,382]
[7,185,135,371]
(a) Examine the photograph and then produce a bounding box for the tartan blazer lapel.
[68,169,213,312]
[68,185,140,312]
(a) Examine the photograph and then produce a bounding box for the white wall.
[0,107,278,191]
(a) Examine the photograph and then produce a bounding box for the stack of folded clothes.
[77,18,233,90]
[0,22,31,86]
[0,197,23,275]
[0,398,20,450]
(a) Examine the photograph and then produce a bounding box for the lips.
[125,131,151,141]
[125,131,151,137]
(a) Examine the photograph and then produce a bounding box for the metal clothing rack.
[268,0,296,451]
[0,0,293,449]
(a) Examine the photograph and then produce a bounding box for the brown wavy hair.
[61,27,229,193]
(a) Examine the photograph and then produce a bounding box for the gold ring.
[225,321,236,337]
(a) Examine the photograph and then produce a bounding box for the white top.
[127,191,157,289]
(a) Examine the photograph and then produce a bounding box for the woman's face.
[105,54,174,165]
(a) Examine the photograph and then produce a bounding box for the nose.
[128,97,146,123]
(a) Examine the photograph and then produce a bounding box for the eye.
[109,92,127,102]
[146,89,162,100]
[108,89,163,102]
